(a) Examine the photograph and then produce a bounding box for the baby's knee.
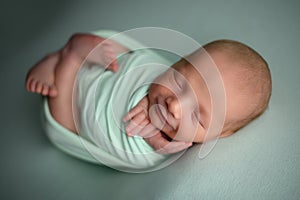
[69,33,104,48]
[63,33,104,58]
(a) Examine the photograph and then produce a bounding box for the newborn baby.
[25,30,271,172]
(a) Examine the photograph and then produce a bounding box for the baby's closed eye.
[193,110,205,128]
[172,70,184,89]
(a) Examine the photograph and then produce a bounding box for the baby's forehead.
[174,56,243,100]
[171,52,240,87]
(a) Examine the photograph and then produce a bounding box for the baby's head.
[148,39,272,143]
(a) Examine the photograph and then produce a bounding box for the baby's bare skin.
[26,33,190,154]
[26,34,120,132]
[123,96,193,154]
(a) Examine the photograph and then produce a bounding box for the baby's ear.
[219,130,234,138]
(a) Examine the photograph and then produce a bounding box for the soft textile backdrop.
[0,0,299,199]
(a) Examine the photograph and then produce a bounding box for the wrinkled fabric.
[42,30,181,172]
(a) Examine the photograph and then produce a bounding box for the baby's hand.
[123,96,193,154]
[144,133,193,154]
[123,96,158,137]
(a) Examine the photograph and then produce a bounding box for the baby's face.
[148,59,212,143]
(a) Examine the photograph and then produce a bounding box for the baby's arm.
[123,96,193,154]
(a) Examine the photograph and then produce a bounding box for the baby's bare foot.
[26,53,58,97]
[87,40,118,72]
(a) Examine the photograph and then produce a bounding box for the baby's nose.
[165,96,181,119]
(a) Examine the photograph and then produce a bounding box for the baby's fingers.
[127,118,149,137]
[123,96,149,122]
[123,106,144,122]
[138,124,160,138]
[125,111,147,133]
[157,141,193,154]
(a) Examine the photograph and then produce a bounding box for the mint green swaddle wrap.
[42,30,182,173]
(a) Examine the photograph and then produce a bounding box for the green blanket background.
[1,0,299,199]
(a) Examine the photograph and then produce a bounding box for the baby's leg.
[26,34,121,133]
[48,34,118,133]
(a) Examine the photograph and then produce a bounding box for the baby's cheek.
[173,119,198,142]
[148,84,160,98]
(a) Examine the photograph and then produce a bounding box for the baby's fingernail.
[123,116,129,122]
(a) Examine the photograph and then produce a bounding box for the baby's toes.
[35,81,43,93]
[102,40,112,48]
[48,85,58,97]
[41,84,49,96]
[105,51,116,64]
[29,79,38,92]
[26,77,32,91]
[108,59,118,72]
